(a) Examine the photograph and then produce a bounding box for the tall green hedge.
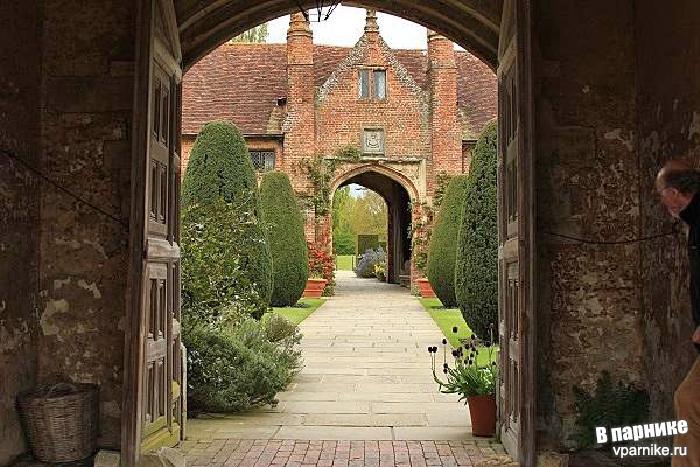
[427,175,470,308]
[181,121,272,320]
[455,121,498,339]
[260,171,309,307]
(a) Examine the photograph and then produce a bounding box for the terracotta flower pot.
[416,278,436,298]
[467,395,497,437]
[302,278,327,299]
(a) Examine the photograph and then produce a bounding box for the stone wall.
[37,0,134,449]
[635,0,700,425]
[533,0,644,449]
[0,1,41,464]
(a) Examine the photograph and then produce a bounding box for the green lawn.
[419,298,498,367]
[336,255,355,271]
[272,298,326,325]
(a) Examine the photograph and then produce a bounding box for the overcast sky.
[267,5,429,49]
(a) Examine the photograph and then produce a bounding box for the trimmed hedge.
[357,235,379,256]
[455,121,498,339]
[182,121,257,210]
[181,121,272,320]
[427,175,470,308]
[260,171,309,307]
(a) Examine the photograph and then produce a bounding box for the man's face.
[657,184,685,218]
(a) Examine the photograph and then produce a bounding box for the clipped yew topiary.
[260,171,309,307]
[182,121,257,209]
[181,121,272,321]
[427,175,470,308]
[455,121,498,339]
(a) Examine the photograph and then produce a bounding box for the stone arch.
[330,164,419,285]
[330,163,421,205]
[176,0,501,71]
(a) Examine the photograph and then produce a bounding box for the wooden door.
[142,57,183,451]
[124,0,184,462]
[497,0,535,465]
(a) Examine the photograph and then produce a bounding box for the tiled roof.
[183,43,288,135]
[182,42,497,136]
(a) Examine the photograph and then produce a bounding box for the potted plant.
[303,246,329,298]
[416,278,436,298]
[302,273,328,299]
[429,327,499,437]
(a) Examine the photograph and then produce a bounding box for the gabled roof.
[182,42,497,137]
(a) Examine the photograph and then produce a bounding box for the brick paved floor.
[179,440,507,467]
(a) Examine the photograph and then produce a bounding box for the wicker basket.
[19,382,99,463]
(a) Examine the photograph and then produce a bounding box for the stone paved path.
[180,272,505,465]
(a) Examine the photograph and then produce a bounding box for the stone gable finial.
[365,9,379,34]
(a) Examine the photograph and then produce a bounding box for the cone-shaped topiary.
[260,171,309,307]
[455,121,498,339]
[427,175,470,308]
[182,121,257,210]
[181,121,272,320]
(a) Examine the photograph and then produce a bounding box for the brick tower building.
[182,10,497,284]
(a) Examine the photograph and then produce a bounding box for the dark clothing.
[679,193,700,354]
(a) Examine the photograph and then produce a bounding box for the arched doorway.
[332,165,418,285]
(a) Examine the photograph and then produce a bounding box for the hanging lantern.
[296,0,342,22]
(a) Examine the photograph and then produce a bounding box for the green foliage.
[181,199,272,323]
[260,171,309,307]
[430,333,499,402]
[298,154,340,217]
[182,315,302,414]
[357,234,380,256]
[230,23,268,43]
[333,228,355,255]
[181,121,272,320]
[272,298,326,325]
[455,121,498,339]
[570,371,650,449]
[332,187,355,255]
[410,202,434,276]
[298,146,362,218]
[433,172,454,209]
[427,175,470,308]
[182,121,256,210]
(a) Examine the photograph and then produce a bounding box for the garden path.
[180,271,506,465]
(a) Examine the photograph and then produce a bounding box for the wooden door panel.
[497,0,534,464]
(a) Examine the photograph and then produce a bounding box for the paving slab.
[183,272,504,451]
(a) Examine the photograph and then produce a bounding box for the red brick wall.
[315,35,431,163]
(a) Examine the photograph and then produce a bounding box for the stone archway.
[331,165,420,285]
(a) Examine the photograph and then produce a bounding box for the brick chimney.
[427,29,461,181]
[285,12,316,240]
[285,13,315,172]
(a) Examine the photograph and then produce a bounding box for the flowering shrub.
[183,314,302,414]
[428,325,499,402]
[374,262,387,282]
[308,246,334,279]
[356,247,386,278]
[181,198,272,324]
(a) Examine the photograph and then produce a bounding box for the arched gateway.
[10,1,695,467]
[180,11,497,284]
